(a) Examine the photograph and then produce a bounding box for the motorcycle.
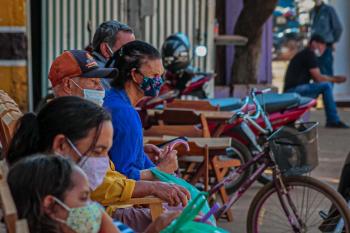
[212,90,316,191]
[160,68,214,99]
[160,32,212,99]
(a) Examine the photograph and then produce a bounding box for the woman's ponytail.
[6,113,41,165]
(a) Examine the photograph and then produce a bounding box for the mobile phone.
[156,136,188,148]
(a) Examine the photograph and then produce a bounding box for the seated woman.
[8,155,179,233]
[104,40,177,181]
[6,96,189,232]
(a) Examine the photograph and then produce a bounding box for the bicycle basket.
[268,122,319,176]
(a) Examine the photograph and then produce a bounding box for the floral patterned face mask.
[52,197,102,233]
[138,74,164,97]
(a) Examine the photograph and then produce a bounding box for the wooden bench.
[113,197,164,221]
[164,99,220,111]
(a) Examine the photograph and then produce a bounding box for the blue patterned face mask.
[52,197,102,233]
[139,76,164,97]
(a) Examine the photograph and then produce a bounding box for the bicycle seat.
[255,93,302,113]
[209,98,243,111]
[298,96,314,106]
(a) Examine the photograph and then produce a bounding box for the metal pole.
[26,0,34,111]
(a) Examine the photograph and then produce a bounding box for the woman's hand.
[151,181,190,207]
[144,144,162,163]
[144,211,181,233]
[156,148,178,174]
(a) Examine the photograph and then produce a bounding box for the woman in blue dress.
[104,40,178,181]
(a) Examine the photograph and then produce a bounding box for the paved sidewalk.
[217,108,350,232]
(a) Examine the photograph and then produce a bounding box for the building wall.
[40,0,128,97]
[40,0,216,97]
[0,0,28,110]
[330,0,350,103]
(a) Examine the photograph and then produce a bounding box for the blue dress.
[103,88,155,180]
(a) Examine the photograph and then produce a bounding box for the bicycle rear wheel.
[247,176,350,233]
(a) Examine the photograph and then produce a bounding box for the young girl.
[7,155,122,233]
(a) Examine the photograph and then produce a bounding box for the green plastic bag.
[150,168,216,225]
[160,192,228,233]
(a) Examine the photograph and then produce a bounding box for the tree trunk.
[231,0,278,85]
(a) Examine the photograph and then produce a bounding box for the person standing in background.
[310,0,342,76]
[91,20,135,89]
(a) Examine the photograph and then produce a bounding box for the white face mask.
[66,138,110,191]
[314,49,322,57]
[71,79,105,106]
[83,89,105,106]
[106,44,114,57]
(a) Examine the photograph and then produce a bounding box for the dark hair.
[6,96,111,165]
[309,34,326,45]
[8,155,75,233]
[92,20,133,53]
[108,40,161,89]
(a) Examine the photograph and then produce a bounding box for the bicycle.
[202,89,350,233]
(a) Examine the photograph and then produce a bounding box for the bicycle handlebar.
[228,88,273,135]
[227,97,249,124]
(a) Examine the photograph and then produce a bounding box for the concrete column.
[330,0,350,103]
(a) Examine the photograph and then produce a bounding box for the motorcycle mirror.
[194,45,208,57]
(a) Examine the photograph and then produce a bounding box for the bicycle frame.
[204,89,315,232]
[206,143,311,232]
[209,149,270,218]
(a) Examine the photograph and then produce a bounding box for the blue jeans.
[286,82,340,123]
[317,46,333,76]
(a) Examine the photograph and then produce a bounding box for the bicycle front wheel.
[247,176,350,233]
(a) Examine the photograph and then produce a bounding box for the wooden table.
[146,109,234,122]
[144,136,231,148]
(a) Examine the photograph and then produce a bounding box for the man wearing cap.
[48,50,190,231]
[91,20,135,89]
[284,35,348,128]
[49,50,117,105]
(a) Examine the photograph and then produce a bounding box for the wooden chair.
[15,220,30,233]
[144,136,239,221]
[0,160,29,233]
[152,109,211,138]
[0,91,23,157]
[146,139,210,191]
[113,197,164,221]
[143,110,240,221]
[164,99,220,111]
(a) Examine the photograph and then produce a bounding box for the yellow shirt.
[91,161,136,214]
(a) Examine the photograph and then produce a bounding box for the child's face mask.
[52,197,102,233]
